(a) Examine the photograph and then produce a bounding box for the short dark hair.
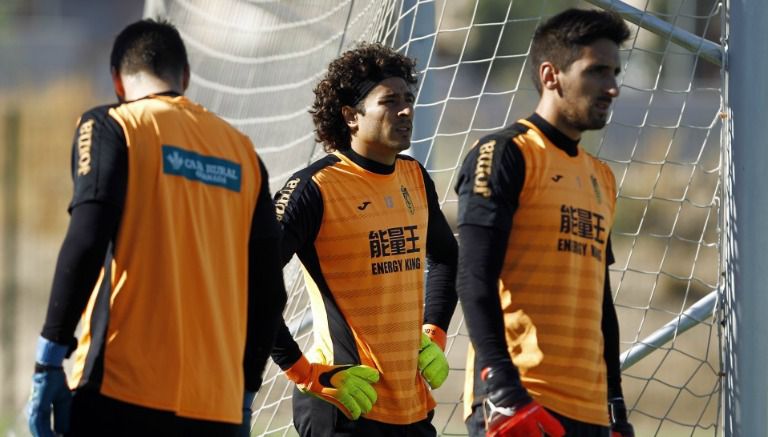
[530,8,631,93]
[110,19,189,83]
[310,42,418,152]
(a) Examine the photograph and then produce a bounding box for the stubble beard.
[562,101,609,133]
[392,141,411,152]
[386,132,411,152]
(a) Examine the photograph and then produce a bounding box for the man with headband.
[266,42,458,436]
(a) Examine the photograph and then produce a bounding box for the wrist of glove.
[28,336,74,437]
[418,332,449,389]
[481,366,564,437]
[284,355,380,420]
[609,397,635,437]
[422,324,447,351]
[35,336,75,367]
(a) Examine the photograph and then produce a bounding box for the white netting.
[152,0,724,435]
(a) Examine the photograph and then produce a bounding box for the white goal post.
[144,0,739,435]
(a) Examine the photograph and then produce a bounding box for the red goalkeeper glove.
[609,397,635,437]
[285,355,380,420]
[481,366,564,437]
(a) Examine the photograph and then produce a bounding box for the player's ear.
[111,67,126,102]
[540,62,560,92]
[342,105,358,130]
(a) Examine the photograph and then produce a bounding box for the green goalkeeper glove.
[418,332,449,389]
[285,355,380,420]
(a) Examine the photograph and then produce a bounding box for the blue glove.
[238,390,256,437]
[27,336,73,437]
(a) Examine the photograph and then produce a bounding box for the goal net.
[148,0,725,435]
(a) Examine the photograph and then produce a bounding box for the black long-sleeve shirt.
[455,113,622,397]
[271,148,458,369]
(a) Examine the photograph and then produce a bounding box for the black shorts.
[66,389,240,437]
[292,387,436,437]
[465,403,610,437]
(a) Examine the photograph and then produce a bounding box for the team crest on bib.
[400,185,415,215]
[590,175,602,204]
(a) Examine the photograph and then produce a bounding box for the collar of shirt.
[526,113,579,157]
[341,147,397,175]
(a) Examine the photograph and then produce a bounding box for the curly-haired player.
[309,42,418,153]
[269,42,458,436]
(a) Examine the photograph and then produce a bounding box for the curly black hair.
[310,42,418,152]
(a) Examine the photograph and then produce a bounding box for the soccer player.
[456,8,635,437]
[269,42,458,436]
[26,19,287,437]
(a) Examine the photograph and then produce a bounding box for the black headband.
[349,77,384,105]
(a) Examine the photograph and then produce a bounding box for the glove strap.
[422,324,447,351]
[608,396,629,423]
[284,355,312,385]
[481,365,531,406]
[35,336,69,366]
[33,363,63,373]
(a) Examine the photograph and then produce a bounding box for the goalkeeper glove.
[27,336,74,437]
[481,366,564,437]
[418,332,448,389]
[422,324,447,351]
[609,397,635,437]
[285,355,380,420]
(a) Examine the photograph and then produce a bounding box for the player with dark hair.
[26,19,287,437]
[456,8,635,437]
[270,42,458,436]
